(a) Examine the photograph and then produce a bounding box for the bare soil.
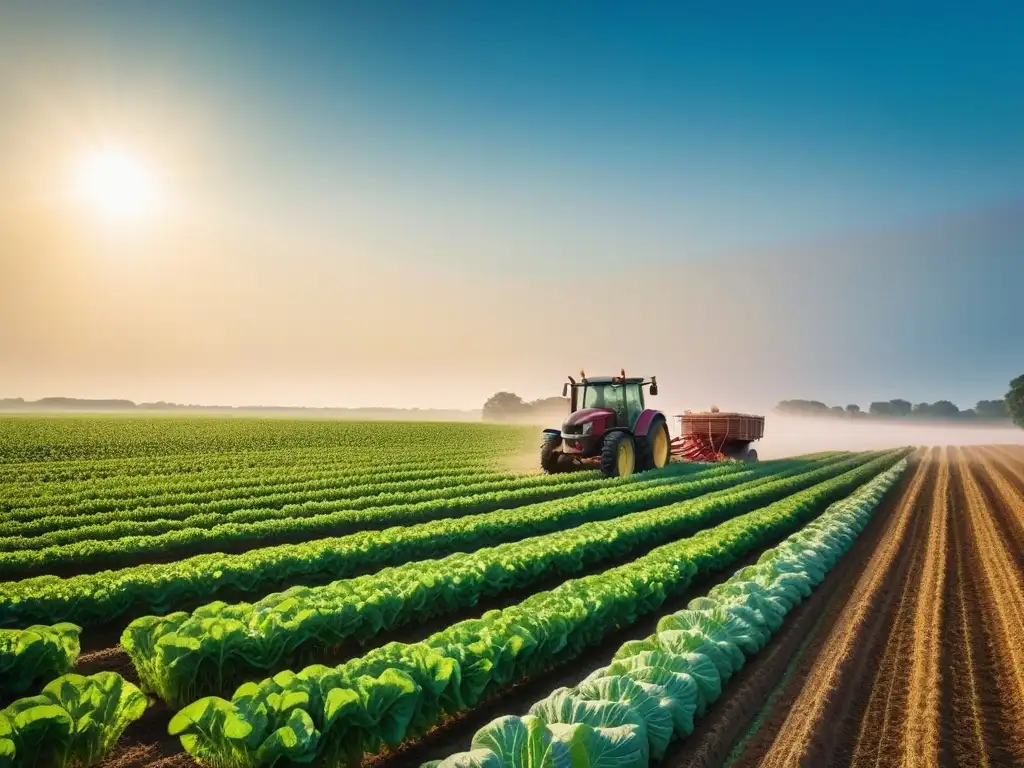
[718,446,1024,768]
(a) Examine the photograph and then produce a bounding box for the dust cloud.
[494,413,1024,472]
[756,414,1024,459]
[499,449,545,475]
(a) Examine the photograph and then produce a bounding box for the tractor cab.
[566,375,653,430]
[542,370,669,478]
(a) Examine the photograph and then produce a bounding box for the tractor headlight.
[581,421,594,436]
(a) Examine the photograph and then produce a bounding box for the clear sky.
[1,2,1021,411]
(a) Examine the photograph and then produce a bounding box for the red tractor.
[541,370,765,478]
[541,371,671,478]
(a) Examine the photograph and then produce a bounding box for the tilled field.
[705,445,1024,768]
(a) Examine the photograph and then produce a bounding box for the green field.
[0,416,908,768]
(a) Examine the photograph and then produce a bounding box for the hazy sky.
[1,2,1022,411]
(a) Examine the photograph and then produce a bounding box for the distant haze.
[758,415,1024,459]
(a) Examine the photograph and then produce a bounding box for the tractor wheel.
[745,448,759,462]
[635,416,671,472]
[540,433,563,474]
[600,431,636,478]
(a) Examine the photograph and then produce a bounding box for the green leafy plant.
[0,624,81,698]
[0,672,147,767]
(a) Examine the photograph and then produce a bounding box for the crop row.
[10,451,841,515]
[0,417,536,465]
[0,445,502,503]
[0,468,609,548]
[1,454,502,515]
[0,623,81,699]
[0,464,682,578]
[0,439,523,492]
[428,458,908,767]
[125,452,887,706]
[0,672,149,767]
[0,459,798,628]
[168,452,900,767]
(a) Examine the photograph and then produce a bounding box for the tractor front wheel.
[600,431,636,479]
[745,448,759,462]
[636,416,671,472]
[540,433,563,474]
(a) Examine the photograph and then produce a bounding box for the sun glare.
[72,147,160,223]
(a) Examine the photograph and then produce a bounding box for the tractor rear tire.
[541,433,563,474]
[600,431,636,478]
[635,416,671,472]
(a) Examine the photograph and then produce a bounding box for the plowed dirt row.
[847,448,949,767]
[723,447,1024,768]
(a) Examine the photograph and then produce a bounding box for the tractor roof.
[578,376,646,385]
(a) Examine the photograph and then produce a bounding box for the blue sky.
[0,2,1021,409]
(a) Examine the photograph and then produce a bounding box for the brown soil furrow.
[901,448,949,766]
[943,450,991,767]
[976,446,1024,553]
[848,447,949,768]
[991,444,1024,472]
[663,452,929,768]
[958,449,1024,765]
[733,448,939,768]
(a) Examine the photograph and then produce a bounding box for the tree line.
[482,392,569,422]
[778,375,1024,428]
[775,398,1008,420]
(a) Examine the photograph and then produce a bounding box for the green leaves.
[0,462,627,580]
[427,456,909,768]
[0,672,147,768]
[169,696,257,767]
[2,461,742,630]
[0,623,81,698]
[574,676,672,760]
[169,451,907,767]
[254,709,319,766]
[549,721,647,768]
[472,715,550,767]
[127,455,863,706]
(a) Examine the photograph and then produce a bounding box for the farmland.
[0,417,1022,767]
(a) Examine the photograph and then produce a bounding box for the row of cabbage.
[0,465,666,578]
[0,438,838,506]
[0,417,535,465]
[0,672,147,768]
[0,468,609,549]
[167,451,904,768]
[0,624,81,700]
[428,458,908,767]
[0,441,496,489]
[125,452,879,706]
[0,459,778,627]
[2,456,505,519]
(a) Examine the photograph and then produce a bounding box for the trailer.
[670,409,765,462]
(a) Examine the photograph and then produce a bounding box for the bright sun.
[72,147,160,223]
